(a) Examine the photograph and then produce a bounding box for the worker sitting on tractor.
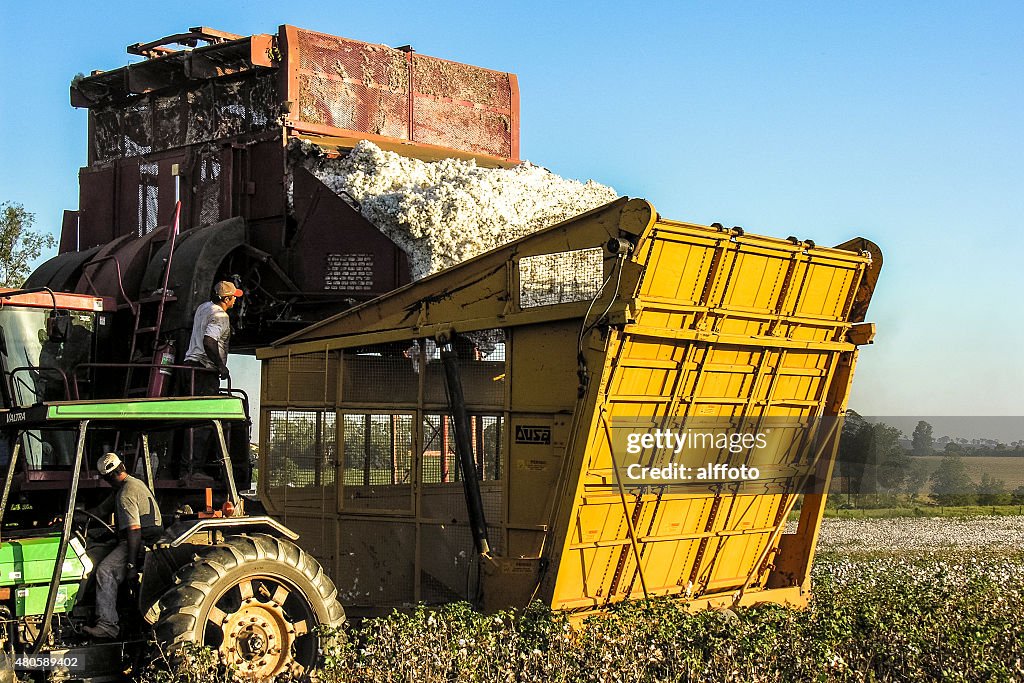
[81,452,164,639]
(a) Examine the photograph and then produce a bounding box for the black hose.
[438,336,491,556]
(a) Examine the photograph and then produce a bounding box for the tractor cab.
[0,288,113,413]
[0,396,257,668]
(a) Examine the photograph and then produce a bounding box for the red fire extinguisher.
[147,339,176,397]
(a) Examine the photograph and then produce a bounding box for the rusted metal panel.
[280,25,518,162]
[78,167,116,250]
[116,160,141,239]
[411,53,515,159]
[289,167,410,297]
[244,139,285,222]
[81,72,278,163]
[59,211,79,253]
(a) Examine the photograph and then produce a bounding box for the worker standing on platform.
[183,281,242,395]
[179,281,242,483]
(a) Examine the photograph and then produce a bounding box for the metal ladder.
[124,201,182,397]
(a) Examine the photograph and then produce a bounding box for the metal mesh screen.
[295,30,409,134]
[122,103,152,157]
[325,253,374,291]
[138,162,160,236]
[154,93,186,150]
[278,514,334,576]
[412,96,513,159]
[293,29,515,159]
[519,247,604,308]
[341,413,414,511]
[196,151,221,227]
[412,55,511,110]
[342,344,419,405]
[269,351,336,404]
[336,519,415,606]
[422,414,502,484]
[419,511,503,604]
[411,54,513,157]
[424,330,505,407]
[185,83,216,145]
[89,73,278,162]
[264,409,337,509]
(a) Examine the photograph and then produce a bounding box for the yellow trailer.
[255,198,881,618]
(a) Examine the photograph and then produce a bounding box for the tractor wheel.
[151,533,345,680]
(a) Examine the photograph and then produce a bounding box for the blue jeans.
[94,541,128,632]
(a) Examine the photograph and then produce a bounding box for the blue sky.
[1,1,1022,418]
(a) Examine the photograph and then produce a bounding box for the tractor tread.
[149,533,345,675]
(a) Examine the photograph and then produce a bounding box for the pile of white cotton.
[301,140,618,279]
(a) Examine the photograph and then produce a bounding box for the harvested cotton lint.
[292,139,619,280]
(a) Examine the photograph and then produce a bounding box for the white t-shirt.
[184,301,230,368]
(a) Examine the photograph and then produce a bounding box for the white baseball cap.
[98,452,122,476]
[214,281,243,298]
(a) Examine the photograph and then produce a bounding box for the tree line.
[835,412,1024,507]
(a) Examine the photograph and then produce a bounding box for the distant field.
[914,455,1024,489]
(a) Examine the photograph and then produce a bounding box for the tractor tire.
[151,533,344,680]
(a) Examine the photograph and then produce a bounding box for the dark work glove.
[218,366,230,380]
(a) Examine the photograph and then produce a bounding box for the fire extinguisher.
[147,339,176,397]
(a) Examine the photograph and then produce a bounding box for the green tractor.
[0,395,345,681]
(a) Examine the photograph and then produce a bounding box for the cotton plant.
[812,515,1024,552]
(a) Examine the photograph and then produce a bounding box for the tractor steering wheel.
[74,509,116,537]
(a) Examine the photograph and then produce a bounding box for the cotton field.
[815,514,1024,552]
[155,515,1024,682]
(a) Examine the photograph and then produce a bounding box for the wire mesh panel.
[411,54,514,158]
[137,162,160,236]
[342,344,420,405]
[88,73,278,162]
[122,103,153,157]
[341,412,414,511]
[196,151,222,227]
[423,331,505,407]
[421,414,503,484]
[154,93,186,151]
[519,248,604,308]
[294,29,410,135]
[335,519,416,607]
[419,523,476,603]
[324,253,374,291]
[263,409,336,511]
[185,83,216,145]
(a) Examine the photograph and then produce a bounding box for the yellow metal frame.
[256,198,880,617]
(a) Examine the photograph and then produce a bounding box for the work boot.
[83,623,118,639]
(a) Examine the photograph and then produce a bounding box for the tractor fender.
[164,515,299,547]
[138,516,300,621]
